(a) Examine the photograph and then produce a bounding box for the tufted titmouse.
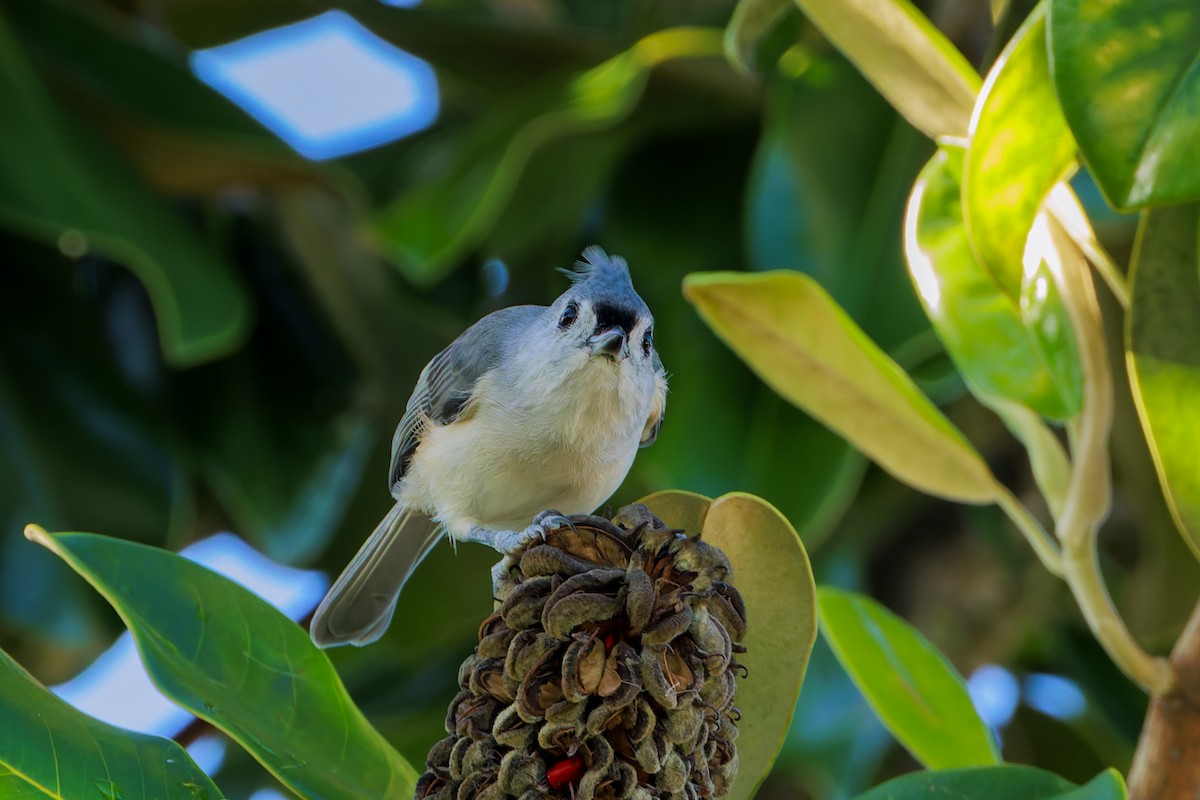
[310,247,667,648]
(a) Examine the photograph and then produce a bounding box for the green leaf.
[684,270,1000,503]
[639,490,816,800]
[0,768,48,799]
[818,587,1000,769]
[1048,0,1200,208]
[964,4,1077,300]
[0,645,223,800]
[1127,205,1200,561]
[372,27,723,285]
[27,527,419,800]
[854,765,1127,799]
[907,146,1082,421]
[1056,769,1128,800]
[2,0,336,192]
[746,58,929,344]
[0,248,188,644]
[725,0,790,74]
[0,10,251,366]
[727,0,980,138]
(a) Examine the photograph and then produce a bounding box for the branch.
[1127,596,1200,799]
[1043,216,1172,695]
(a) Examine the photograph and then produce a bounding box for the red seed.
[603,633,617,651]
[546,755,586,790]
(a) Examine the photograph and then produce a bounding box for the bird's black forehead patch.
[592,302,640,335]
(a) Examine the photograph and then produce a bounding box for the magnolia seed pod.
[418,504,746,800]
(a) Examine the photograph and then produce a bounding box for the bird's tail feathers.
[309,503,441,648]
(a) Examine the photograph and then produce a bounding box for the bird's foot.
[462,509,576,554]
[496,509,576,554]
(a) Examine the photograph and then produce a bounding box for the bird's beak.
[588,328,629,361]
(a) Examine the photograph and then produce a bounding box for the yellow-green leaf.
[727,0,980,138]
[906,146,1081,421]
[964,3,1078,300]
[1127,205,1200,561]
[639,490,815,800]
[684,271,999,503]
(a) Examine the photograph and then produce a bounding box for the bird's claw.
[492,509,574,554]
[531,509,576,536]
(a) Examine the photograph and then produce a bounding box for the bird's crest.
[559,246,632,287]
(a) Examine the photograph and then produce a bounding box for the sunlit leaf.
[727,0,980,138]
[1048,0,1200,208]
[0,645,222,800]
[819,588,1000,769]
[1127,205,1200,561]
[684,270,1000,503]
[640,490,816,800]
[28,527,419,800]
[372,27,724,285]
[854,765,1126,799]
[907,146,1081,420]
[0,11,251,367]
[964,4,1076,300]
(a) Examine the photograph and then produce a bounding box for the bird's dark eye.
[559,299,578,328]
[642,328,653,355]
[558,301,579,329]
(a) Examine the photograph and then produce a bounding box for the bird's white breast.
[398,356,653,538]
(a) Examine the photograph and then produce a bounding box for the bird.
[309,246,668,648]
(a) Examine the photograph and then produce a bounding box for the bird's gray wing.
[388,305,541,493]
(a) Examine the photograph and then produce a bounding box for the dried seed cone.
[416,504,747,800]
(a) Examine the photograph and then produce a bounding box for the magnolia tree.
[1,0,1198,799]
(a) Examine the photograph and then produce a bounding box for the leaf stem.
[1047,184,1130,308]
[1044,216,1171,695]
[996,489,1062,577]
[1077,238,1131,309]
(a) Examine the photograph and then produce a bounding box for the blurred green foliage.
[2,0,1199,797]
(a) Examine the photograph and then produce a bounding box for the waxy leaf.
[906,146,1081,420]
[0,645,222,800]
[1056,770,1128,800]
[640,490,816,800]
[1048,0,1200,208]
[28,527,418,800]
[684,271,999,503]
[372,27,723,285]
[1127,205,1200,561]
[726,0,979,138]
[0,11,250,367]
[854,765,1125,799]
[819,588,1000,769]
[0,769,46,799]
[964,4,1077,300]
